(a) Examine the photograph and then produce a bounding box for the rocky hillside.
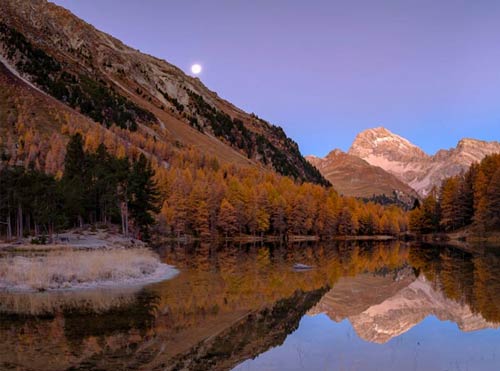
[348,127,500,196]
[306,149,418,204]
[0,0,328,185]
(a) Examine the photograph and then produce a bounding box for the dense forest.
[0,16,410,239]
[158,161,408,239]
[0,128,409,241]
[0,134,159,241]
[409,153,500,234]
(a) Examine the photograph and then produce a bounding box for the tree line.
[157,153,408,239]
[2,110,411,242]
[409,153,500,234]
[0,134,159,241]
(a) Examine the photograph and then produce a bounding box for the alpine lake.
[1,240,499,371]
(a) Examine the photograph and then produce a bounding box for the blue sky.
[53,0,500,156]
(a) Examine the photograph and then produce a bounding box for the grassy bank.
[0,248,176,291]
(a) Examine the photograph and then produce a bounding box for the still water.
[0,241,499,370]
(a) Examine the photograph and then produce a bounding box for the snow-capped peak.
[348,127,428,161]
[344,127,500,196]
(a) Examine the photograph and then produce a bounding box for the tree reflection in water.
[0,241,498,371]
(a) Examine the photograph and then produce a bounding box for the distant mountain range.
[308,127,500,198]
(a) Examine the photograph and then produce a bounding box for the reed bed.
[0,248,169,291]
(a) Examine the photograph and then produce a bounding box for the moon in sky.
[191,64,202,75]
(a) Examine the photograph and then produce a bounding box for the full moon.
[191,64,202,75]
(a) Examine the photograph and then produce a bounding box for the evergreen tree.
[87,144,126,224]
[29,168,64,237]
[62,133,88,227]
[128,154,160,240]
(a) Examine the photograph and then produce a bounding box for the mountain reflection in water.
[0,241,499,371]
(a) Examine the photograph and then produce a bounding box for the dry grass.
[0,248,166,291]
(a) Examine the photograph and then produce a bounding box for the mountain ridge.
[311,126,500,197]
[0,0,328,185]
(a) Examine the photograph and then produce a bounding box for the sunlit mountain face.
[311,127,500,199]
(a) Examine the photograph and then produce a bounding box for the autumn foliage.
[409,153,500,234]
[0,97,409,240]
[156,158,408,238]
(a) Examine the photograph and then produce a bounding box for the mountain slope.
[0,0,328,185]
[306,149,418,202]
[348,127,500,196]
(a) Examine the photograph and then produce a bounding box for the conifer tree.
[62,133,88,228]
[128,153,160,240]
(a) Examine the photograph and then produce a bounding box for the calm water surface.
[0,241,499,370]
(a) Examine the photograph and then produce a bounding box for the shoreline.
[418,231,500,244]
[0,263,179,293]
[157,234,398,244]
[0,229,146,252]
[0,231,180,292]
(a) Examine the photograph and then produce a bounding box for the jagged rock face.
[306,149,418,201]
[349,127,429,163]
[309,273,499,344]
[348,127,500,196]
